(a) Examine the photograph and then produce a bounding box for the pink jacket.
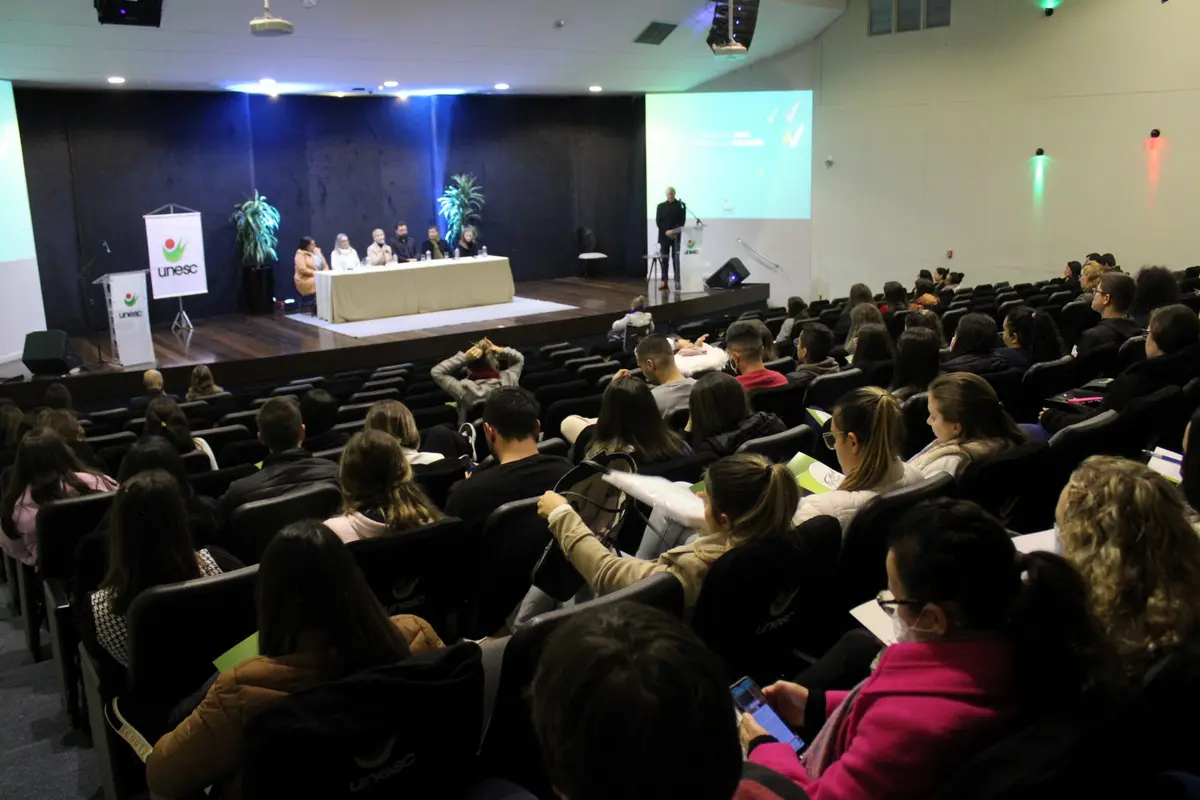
[750,638,1020,800]
[5,472,117,566]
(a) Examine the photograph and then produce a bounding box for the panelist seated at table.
[420,225,447,260]
[456,226,480,258]
[365,229,393,266]
[294,236,326,296]
[389,222,420,263]
[329,233,360,271]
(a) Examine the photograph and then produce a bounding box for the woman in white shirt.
[330,233,359,270]
[363,399,446,466]
[908,372,1026,479]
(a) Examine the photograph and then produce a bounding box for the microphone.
[101,240,111,254]
[678,198,703,227]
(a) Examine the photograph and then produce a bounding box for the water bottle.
[481,245,488,257]
[454,247,461,259]
[425,251,431,261]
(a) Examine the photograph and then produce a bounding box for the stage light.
[107,76,126,84]
[383,80,398,88]
[494,83,510,90]
[589,85,603,93]
[334,92,346,98]
[259,78,276,87]
[1035,148,1045,156]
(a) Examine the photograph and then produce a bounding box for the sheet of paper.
[787,452,843,495]
[807,407,832,426]
[1011,529,1058,555]
[1148,447,1183,484]
[213,631,260,673]
[850,600,897,646]
[603,472,706,529]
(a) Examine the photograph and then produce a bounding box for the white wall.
[0,80,46,363]
[694,0,1200,299]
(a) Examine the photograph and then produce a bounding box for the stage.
[0,277,768,408]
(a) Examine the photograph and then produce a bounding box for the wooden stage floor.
[0,277,768,408]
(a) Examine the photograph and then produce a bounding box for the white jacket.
[330,247,360,270]
[793,459,927,531]
[907,438,1017,480]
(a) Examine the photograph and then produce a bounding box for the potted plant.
[231,191,281,314]
[437,173,485,251]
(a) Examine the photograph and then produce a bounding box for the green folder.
[807,407,832,427]
[690,452,842,496]
[213,632,260,672]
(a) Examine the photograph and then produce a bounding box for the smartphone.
[730,676,805,752]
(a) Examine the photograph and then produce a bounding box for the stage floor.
[0,277,769,408]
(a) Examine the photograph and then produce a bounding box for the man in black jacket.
[654,186,686,291]
[218,396,338,528]
[389,221,420,262]
[1076,272,1142,360]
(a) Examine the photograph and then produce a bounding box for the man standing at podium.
[655,186,686,291]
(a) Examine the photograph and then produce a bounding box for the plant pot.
[243,265,275,315]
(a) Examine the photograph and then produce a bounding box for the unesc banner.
[145,211,208,299]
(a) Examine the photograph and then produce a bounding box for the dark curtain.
[16,89,645,334]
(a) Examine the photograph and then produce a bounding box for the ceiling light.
[589,85,603,93]
[259,77,276,87]
[494,83,510,91]
[383,80,399,88]
[107,76,126,85]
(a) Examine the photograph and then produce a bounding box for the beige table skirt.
[314,255,515,323]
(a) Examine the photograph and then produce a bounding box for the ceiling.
[0,0,843,96]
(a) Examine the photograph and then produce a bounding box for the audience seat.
[576,362,618,386]
[818,308,841,329]
[312,446,344,464]
[251,395,294,409]
[548,347,585,365]
[219,410,260,435]
[805,368,866,412]
[520,368,571,392]
[464,498,546,639]
[982,369,1024,415]
[228,483,342,564]
[1076,342,1120,382]
[886,310,909,341]
[273,384,310,397]
[693,516,844,685]
[190,424,250,457]
[360,376,406,394]
[901,393,934,458]
[750,382,810,429]
[1047,410,1130,472]
[545,394,604,440]
[666,407,690,431]
[348,388,401,405]
[764,356,797,375]
[1017,356,1077,422]
[1059,301,1101,349]
[479,573,684,797]
[563,355,604,375]
[955,441,1053,533]
[534,380,590,411]
[537,342,571,358]
[1119,335,1148,373]
[941,308,968,340]
[414,458,469,510]
[859,359,894,389]
[218,439,269,469]
[404,390,452,411]
[192,463,257,498]
[179,449,213,475]
[84,431,136,449]
[642,452,717,485]
[1047,290,1075,306]
[735,424,817,463]
[122,417,147,437]
[410,404,457,430]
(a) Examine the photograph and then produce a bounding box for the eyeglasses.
[822,430,837,450]
[875,590,926,618]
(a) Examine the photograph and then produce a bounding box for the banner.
[107,270,155,366]
[144,211,208,299]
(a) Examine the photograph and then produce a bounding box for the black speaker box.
[23,330,75,377]
[705,258,751,290]
[96,0,163,27]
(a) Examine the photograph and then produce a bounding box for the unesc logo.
[123,292,138,307]
[162,238,187,263]
[157,264,200,277]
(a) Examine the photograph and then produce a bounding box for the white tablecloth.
[314,255,515,323]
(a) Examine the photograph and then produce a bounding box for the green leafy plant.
[230,190,281,269]
[437,173,485,248]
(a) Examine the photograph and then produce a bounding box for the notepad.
[1011,529,1058,555]
[787,453,843,495]
[1147,447,1183,484]
[213,632,260,672]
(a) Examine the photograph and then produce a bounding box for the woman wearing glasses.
[740,498,1110,798]
[794,387,925,530]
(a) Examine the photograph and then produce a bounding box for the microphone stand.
[678,199,703,227]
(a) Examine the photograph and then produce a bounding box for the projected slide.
[646,91,813,220]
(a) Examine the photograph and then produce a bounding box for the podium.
[94,270,155,367]
[677,224,708,293]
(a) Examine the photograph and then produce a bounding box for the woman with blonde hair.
[323,430,443,544]
[909,373,1026,478]
[1057,456,1200,678]
[363,399,445,466]
[185,365,223,401]
[537,453,799,610]
[330,233,359,270]
[795,387,925,530]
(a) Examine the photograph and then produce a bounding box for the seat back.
[192,463,258,498]
[839,473,955,607]
[180,449,213,475]
[901,392,933,458]
[1119,385,1185,455]
[955,441,1052,532]
[544,394,604,440]
[465,498,546,639]
[1047,410,1125,473]
[345,518,476,642]
[764,356,797,375]
[858,359,894,389]
[36,492,117,581]
[534,380,589,411]
[1119,335,1148,372]
[335,402,375,424]
[229,483,342,564]
[624,323,652,352]
[410,404,457,430]
[749,382,809,429]
[84,431,137,449]
[190,424,251,457]
[126,565,259,701]
[693,517,844,683]
[735,425,816,463]
[941,308,968,340]
[1060,301,1101,349]
[219,438,270,468]
[1076,342,1119,382]
[804,368,866,412]
[348,388,401,405]
[1017,356,1077,422]
[982,369,1024,415]
[413,458,468,510]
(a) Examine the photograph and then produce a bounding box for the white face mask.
[891,608,934,643]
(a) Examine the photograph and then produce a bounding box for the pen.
[1145,449,1183,466]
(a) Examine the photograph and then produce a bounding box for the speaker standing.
[655,186,686,292]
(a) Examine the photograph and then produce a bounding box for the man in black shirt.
[654,186,686,292]
[444,386,572,533]
[389,221,420,262]
[300,388,350,453]
[1077,271,1143,360]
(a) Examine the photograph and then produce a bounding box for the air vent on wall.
[635,21,678,45]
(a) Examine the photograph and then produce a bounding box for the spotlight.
[383,80,398,88]
[494,83,510,91]
[1150,129,1161,138]
[1044,8,1054,16]
[107,76,126,84]
[588,85,603,93]
[1035,148,1045,156]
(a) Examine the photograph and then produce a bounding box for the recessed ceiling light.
[494,83,510,91]
[589,85,603,93]
[383,80,399,88]
[107,76,126,85]
[259,77,276,87]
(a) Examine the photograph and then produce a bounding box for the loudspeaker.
[96,0,163,27]
[22,331,74,377]
[705,258,751,290]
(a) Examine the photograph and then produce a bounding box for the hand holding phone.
[731,676,805,753]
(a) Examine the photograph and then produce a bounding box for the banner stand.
[144,203,207,332]
[172,297,193,333]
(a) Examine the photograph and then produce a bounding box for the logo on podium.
[123,292,138,307]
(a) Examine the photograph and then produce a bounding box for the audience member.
[431,336,525,425]
[529,602,743,800]
[1077,271,1141,359]
[1132,266,1181,328]
[217,397,338,525]
[941,313,1009,377]
[365,228,393,266]
[609,294,653,342]
[880,281,908,316]
[444,387,572,532]
[457,225,480,257]
[0,401,24,450]
[997,306,1063,370]
[116,437,219,547]
[848,323,894,368]
[146,521,444,799]
[1185,408,1200,513]
[845,304,886,356]
[299,389,349,453]
[389,221,420,262]
[145,396,217,469]
[911,278,939,309]
[626,334,695,417]
[934,266,949,289]
[727,322,788,391]
[576,375,688,463]
[688,372,786,458]
[364,399,445,465]
[43,382,73,411]
[35,408,104,470]
[1,429,116,565]
[323,431,442,544]
[293,236,324,298]
[904,307,945,344]
[833,283,873,343]
[908,373,1025,478]
[1078,260,1108,300]
[744,498,1110,798]
[329,233,359,270]
[785,323,840,390]
[1041,304,1200,435]
[185,364,223,401]
[913,270,933,295]
[420,225,445,260]
[794,387,924,530]
[946,271,965,290]
[81,470,241,680]
[774,296,810,345]
[1100,252,1118,269]
[538,453,798,610]
[891,328,942,402]
[1062,260,1084,295]
[131,369,174,412]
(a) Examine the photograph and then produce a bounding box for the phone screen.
[731,676,805,752]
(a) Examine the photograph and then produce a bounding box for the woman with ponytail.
[536,454,798,610]
[323,430,442,543]
[909,372,1026,478]
[997,305,1064,371]
[742,498,1111,798]
[794,387,925,531]
[145,396,218,470]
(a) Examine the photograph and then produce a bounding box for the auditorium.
[2,0,1200,797]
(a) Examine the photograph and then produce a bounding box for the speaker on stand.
[705,257,751,290]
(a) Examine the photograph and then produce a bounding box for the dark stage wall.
[15,89,647,333]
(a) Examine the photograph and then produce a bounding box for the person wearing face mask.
[365,229,393,266]
[388,221,420,263]
[740,498,1112,799]
[329,233,359,270]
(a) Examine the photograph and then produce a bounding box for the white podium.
[94,270,155,367]
[678,223,708,292]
